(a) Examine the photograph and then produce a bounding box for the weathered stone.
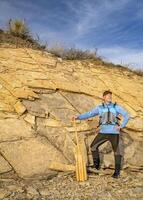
[0,189,11,199]
[26,186,39,196]
[13,86,39,99]
[0,155,12,173]
[61,92,100,113]
[127,117,143,131]
[0,46,143,178]
[23,99,46,117]
[24,113,35,125]
[7,185,24,193]
[14,101,27,115]
[0,137,69,178]
[37,124,76,163]
[0,118,34,141]
[39,92,77,125]
[39,187,49,196]
[39,118,63,127]
[127,141,143,167]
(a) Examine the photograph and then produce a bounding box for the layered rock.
[0,46,143,178]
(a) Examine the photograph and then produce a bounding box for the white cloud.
[65,0,132,37]
[98,46,143,69]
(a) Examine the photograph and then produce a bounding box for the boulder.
[0,137,69,178]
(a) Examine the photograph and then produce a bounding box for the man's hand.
[115,125,121,131]
[72,116,78,121]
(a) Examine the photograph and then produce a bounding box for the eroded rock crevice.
[0,46,143,179]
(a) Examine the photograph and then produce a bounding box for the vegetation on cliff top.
[0,19,46,50]
[0,19,142,76]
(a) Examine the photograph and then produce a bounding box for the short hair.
[103,90,112,97]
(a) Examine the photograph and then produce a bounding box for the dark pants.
[90,133,124,170]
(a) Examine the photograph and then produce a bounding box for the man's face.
[103,93,112,103]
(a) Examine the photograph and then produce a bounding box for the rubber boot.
[112,164,121,178]
[112,155,122,178]
[91,150,100,170]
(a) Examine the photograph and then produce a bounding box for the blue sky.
[0,0,143,69]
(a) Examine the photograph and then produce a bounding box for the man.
[73,90,130,178]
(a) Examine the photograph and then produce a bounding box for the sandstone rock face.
[0,137,68,178]
[0,46,143,178]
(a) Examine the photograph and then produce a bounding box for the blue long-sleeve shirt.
[77,102,130,134]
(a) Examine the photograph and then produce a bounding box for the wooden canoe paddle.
[73,118,87,181]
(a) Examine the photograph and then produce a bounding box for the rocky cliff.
[0,45,143,178]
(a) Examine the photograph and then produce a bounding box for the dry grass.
[8,19,30,39]
[94,60,143,77]
[129,68,143,76]
[0,19,46,50]
[0,19,143,77]
[0,30,46,50]
[47,45,102,61]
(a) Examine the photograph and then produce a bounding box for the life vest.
[98,102,121,127]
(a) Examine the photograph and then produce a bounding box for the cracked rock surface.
[0,46,143,179]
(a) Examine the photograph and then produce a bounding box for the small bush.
[63,48,98,60]
[131,69,143,76]
[0,19,46,50]
[0,29,4,33]
[8,19,30,39]
[48,44,100,60]
[48,44,66,58]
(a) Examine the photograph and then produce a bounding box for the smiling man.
[73,90,130,178]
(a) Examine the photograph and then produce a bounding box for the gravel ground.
[0,169,143,200]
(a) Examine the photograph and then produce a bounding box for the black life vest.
[98,102,121,127]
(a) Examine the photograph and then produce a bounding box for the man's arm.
[76,106,99,120]
[116,105,130,128]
